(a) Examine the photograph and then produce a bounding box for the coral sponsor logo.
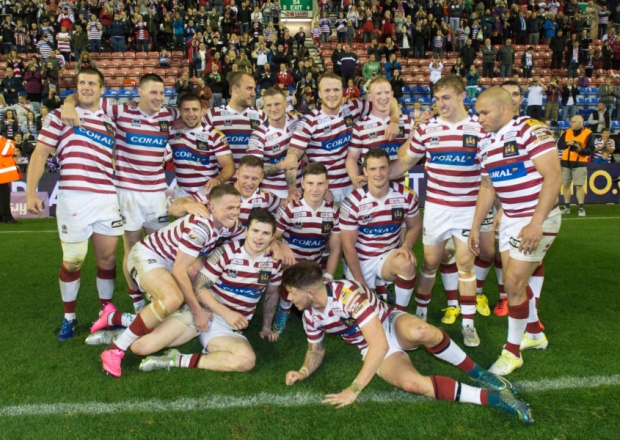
[359,224,399,235]
[74,127,114,148]
[288,234,327,249]
[227,134,250,144]
[126,133,168,147]
[429,152,476,166]
[219,282,261,298]
[173,148,211,165]
[488,162,526,182]
[322,133,351,151]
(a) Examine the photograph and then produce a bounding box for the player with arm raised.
[136,209,282,373]
[97,184,245,377]
[247,87,303,201]
[471,87,562,375]
[271,162,341,334]
[170,93,235,199]
[346,77,414,188]
[62,73,179,313]
[340,148,421,311]
[26,67,123,341]
[282,261,532,424]
[389,74,495,347]
[287,71,401,205]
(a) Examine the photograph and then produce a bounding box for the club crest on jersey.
[257,270,271,284]
[368,132,377,140]
[293,221,303,230]
[321,221,333,233]
[344,115,354,127]
[103,122,115,135]
[196,140,208,151]
[503,141,519,158]
[132,119,141,127]
[392,207,404,220]
[250,119,261,129]
[159,121,169,132]
[463,135,478,148]
[398,126,406,138]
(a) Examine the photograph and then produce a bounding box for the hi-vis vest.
[562,128,591,163]
[0,137,22,184]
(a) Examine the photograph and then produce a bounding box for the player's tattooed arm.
[481,174,493,188]
[192,271,214,311]
[260,284,280,342]
[303,340,326,376]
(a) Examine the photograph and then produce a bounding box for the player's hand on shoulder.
[280,242,296,266]
[60,104,81,127]
[286,188,302,207]
[184,201,210,218]
[353,175,367,189]
[384,120,399,141]
[324,189,334,203]
[259,328,280,342]
[204,177,221,190]
[420,109,434,124]
[265,240,284,261]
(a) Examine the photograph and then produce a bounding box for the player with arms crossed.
[271,162,341,334]
[170,93,235,199]
[135,209,282,373]
[340,148,421,311]
[471,87,562,375]
[346,77,414,188]
[27,68,123,341]
[63,74,179,312]
[390,74,495,346]
[96,184,245,377]
[287,71,401,205]
[282,261,532,424]
[247,87,303,201]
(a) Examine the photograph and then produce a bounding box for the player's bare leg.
[92,233,119,310]
[488,251,540,376]
[414,241,446,320]
[57,240,88,341]
[474,230,495,316]
[380,251,417,311]
[101,268,185,377]
[132,317,198,357]
[122,229,146,312]
[453,237,479,347]
[522,263,547,350]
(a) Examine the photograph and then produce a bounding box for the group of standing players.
[25,65,564,425]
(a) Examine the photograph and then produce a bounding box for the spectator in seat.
[561,77,579,123]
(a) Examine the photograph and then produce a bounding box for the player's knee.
[415,321,440,345]
[503,273,528,296]
[130,339,154,357]
[420,262,438,276]
[233,351,256,372]
[395,257,416,278]
[61,241,89,271]
[400,375,432,397]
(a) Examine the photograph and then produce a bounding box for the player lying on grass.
[282,261,533,424]
[90,209,282,373]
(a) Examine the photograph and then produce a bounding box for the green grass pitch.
[0,205,619,439]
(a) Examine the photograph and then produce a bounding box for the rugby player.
[247,87,303,200]
[340,148,421,311]
[271,162,341,334]
[346,78,414,188]
[471,87,561,375]
[389,74,495,347]
[62,74,179,313]
[169,93,235,199]
[132,209,282,373]
[27,68,123,341]
[169,155,282,227]
[202,72,267,171]
[287,71,401,205]
[98,184,245,377]
[282,261,533,424]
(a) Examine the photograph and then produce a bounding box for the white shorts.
[117,188,169,232]
[56,190,124,242]
[198,313,247,352]
[498,209,561,262]
[267,188,290,200]
[362,310,417,364]
[422,204,475,246]
[170,304,197,330]
[480,208,495,233]
[331,185,354,206]
[174,186,193,200]
[344,249,397,290]
[126,242,172,290]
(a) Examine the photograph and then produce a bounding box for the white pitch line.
[1,374,620,418]
[0,230,57,233]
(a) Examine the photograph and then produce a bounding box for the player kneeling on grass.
[136,209,282,372]
[282,261,533,424]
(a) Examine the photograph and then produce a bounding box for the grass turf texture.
[1,205,619,439]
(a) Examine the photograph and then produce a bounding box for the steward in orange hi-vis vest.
[0,136,21,184]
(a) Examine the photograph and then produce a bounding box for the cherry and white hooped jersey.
[593,137,615,162]
[101,102,177,192]
[169,124,232,194]
[276,199,340,263]
[141,213,245,264]
[339,182,420,261]
[247,112,303,194]
[193,186,280,226]
[289,99,369,190]
[349,113,413,162]
[202,105,267,166]
[38,107,116,194]
[302,280,392,352]
[202,241,282,322]
[479,116,558,219]
[408,115,483,210]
